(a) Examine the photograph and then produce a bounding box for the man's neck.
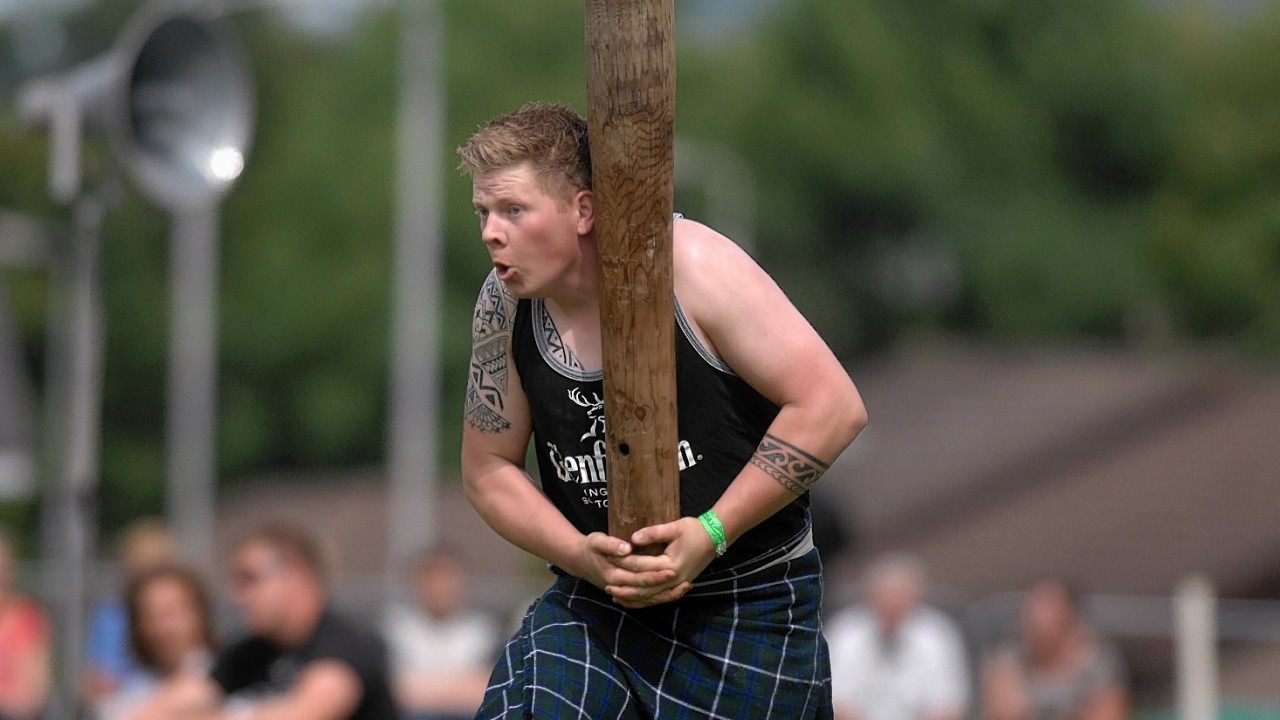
[545,233,601,316]
[546,291,599,319]
[275,594,326,648]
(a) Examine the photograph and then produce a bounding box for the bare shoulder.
[673,217,758,276]
[675,217,783,317]
[673,217,770,309]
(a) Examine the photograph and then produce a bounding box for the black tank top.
[512,296,811,570]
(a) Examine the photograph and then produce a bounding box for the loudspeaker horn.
[18,4,255,211]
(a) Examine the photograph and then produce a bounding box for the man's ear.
[575,190,595,236]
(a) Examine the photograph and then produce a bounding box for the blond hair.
[457,101,592,200]
[119,517,176,579]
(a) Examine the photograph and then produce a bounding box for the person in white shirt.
[828,553,970,720]
[383,546,499,720]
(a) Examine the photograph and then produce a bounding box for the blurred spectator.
[0,526,51,720]
[383,546,498,720]
[982,580,1129,720]
[131,524,397,720]
[96,566,216,720]
[83,518,178,709]
[827,553,969,720]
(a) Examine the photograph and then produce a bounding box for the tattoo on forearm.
[465,273,515,433]
[750,433,831,496]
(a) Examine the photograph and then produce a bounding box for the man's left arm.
[125,661,361,720]
[607,221,867,607]
[241,661,362,720]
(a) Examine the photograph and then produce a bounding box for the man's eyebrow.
[478,194,522,206]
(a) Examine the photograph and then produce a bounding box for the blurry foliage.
[1,0,1279,538]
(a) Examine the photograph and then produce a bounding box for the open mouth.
[494,262,514,280]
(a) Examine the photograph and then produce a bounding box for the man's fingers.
[586,532,631,557]
[606,552,675,574]
[603,568,676,590]
[612,581,693,608]
[631,521,683,548]
[666,581,693,601]
[606,575,687,600]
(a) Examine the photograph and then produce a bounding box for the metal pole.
[1175,574,1218,720]
[166,207,220,571]
[0,279,37,502]
[387,0,445,574]
[40,192,106,711]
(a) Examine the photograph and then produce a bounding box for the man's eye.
[508,206,522,216]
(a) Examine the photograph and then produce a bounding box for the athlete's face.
[471,163,593,298]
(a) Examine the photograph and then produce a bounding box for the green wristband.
[698,510,728,557]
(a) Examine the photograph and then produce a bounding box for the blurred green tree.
[2,0,1278,541]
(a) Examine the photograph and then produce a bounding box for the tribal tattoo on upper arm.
[465,273,516,433]
[750,433,832,496]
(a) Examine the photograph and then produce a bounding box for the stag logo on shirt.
[568,388,606,441]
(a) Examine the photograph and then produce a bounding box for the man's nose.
[481,215,506,247]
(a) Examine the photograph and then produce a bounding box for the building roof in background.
[829,344,1278,599]
[216,467,536,583]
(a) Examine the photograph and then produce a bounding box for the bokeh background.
[2,0,1279,715]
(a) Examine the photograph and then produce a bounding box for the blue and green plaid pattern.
[478,545,833,720]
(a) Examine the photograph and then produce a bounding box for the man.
[827,554,970,720]
[384,547,499,720]
[132,525,398,720]
[982,580,1129,720]
[458,102,867,719]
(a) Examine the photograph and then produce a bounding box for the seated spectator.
[83,518,178,711]
[0,526,51,720]
[827,553,969,720]
[982,580,1129,720]
[384,546,498,720]
[98,565,216,720]
[131,524,397,720]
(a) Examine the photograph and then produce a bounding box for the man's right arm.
[460,272,673,591]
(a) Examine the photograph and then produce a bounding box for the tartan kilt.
[477,542,833,720]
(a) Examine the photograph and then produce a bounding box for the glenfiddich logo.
[549,387,703,508]
[546,437,702,509]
